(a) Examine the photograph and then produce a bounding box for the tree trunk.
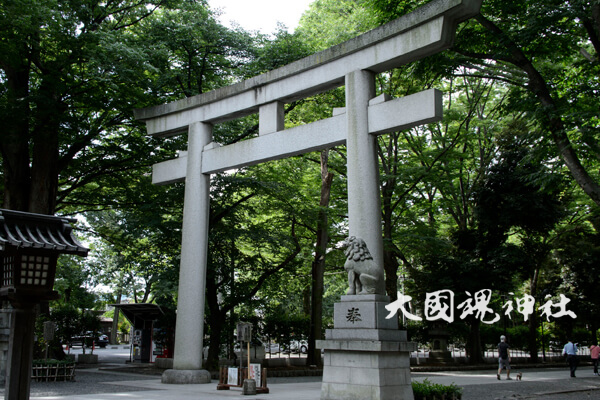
[1,55,64,215]
[382,186,399,301]
[466,318,484,364]
[528,269,540,363]
[29,78,65,214]
[307,150,333,367]
[1,65,31,212]
[29,129,59,214]
[302,286,311,316]
[206,312,224,371]
[111,288,122,345]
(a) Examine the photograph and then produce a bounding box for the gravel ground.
[0,369,158,398]
[460,377,600,400]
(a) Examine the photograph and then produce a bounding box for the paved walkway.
[10,366,599,400]
[415,368,600,399]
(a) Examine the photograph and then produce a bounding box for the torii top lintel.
[134,0,481,136]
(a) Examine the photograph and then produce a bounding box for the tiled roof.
[0,209,88,256]
[111,303,164,324]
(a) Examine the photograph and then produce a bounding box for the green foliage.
[53,256,99,310]
[263,312,310,345]
[366,0,424,24]
[84,201,182,303]
[0,0,183,213]
[480,324,529,351]
[552,214,600,327]
[80,312,102,336]
[474,135,566,239]
[372,0,600,207]
[244,26,312,76]
[3,0,598,367]
[297,0,378,51]
[412,378,463,400]
[136,1,257,98]
[120,322,130,337]
[50,305,82,344]
[406,321,428,345]
[42,304,101,355]
[0,0,262,214]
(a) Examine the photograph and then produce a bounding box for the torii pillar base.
[317,295,416,400]
[161,369,211,384]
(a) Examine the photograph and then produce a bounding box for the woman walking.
[590,343,600,376]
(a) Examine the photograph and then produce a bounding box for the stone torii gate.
[134,0,482,392]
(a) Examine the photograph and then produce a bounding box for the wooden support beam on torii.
[134,0,482,386]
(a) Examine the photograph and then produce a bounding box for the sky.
[208,0,315,34]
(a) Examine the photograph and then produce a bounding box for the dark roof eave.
[0,209,89,256]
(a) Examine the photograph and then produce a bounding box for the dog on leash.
[516,372,522,381]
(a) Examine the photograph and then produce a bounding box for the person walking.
[497,335,511,380]
[590,343,600,376]
[562,339,578,378]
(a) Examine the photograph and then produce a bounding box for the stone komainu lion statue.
[343,236,385,295]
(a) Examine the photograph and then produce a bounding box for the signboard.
[248,363,261,384]
[227,367,238,385]
[236,322,252,343]
[43,321,56,342]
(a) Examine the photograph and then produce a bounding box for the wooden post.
[5,303,36,400]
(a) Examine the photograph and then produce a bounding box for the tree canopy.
[2,0,598,364]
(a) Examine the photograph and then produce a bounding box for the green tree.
[136,1,258,98]
[0,0,176,213]
[50,305,82,347]
[0,0,261,215]
[203,167,305,369]
[297,0,377,51]
[369,0,600,207]
[553,212,600,343]
[408,123,566,362]
[83,182,183,303]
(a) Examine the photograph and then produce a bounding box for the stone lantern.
[0,209,88,400]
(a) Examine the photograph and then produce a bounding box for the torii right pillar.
[317,71,417,400]
[346,70,383,266]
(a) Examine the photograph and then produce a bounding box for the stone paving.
[1,365,599,399]
[413,368,600,399]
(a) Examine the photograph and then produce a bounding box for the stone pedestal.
[76,354,98,364]
[428,351,453,364]
[317,295,416,400]
[428,325,453,365]
[0,305,12,387]
[161,369,211,384]
[243,379,257,395]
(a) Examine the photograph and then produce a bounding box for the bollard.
[242,379,256,395]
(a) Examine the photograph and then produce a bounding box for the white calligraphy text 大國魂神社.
[384,289,577,324]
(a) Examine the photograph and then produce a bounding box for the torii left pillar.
[161,122,212,383]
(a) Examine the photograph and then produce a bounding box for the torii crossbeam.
[134,0,482,393]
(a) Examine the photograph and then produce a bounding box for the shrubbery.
[412,378,462,399]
